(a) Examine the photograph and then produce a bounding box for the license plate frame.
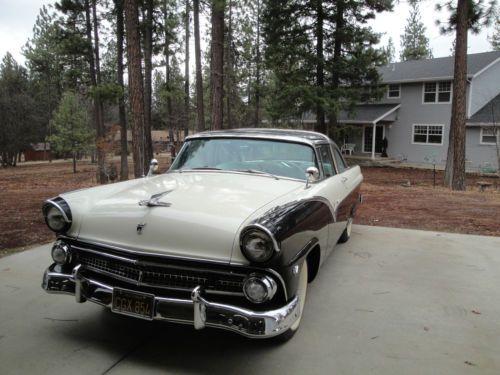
[111,288,155,320]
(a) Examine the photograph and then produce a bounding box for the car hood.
[63,172,302,263]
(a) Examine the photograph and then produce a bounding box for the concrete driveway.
[1,225,499,375]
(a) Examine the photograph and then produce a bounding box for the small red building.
[24,143,52,162]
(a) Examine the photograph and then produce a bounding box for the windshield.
[170,138,317,180]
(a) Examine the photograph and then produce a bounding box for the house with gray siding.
[316,51,500,169]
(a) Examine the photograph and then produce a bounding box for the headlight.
[43,198,72,233]
[51,240,72,265]
[240,226,278,263]
[243,275,277,303]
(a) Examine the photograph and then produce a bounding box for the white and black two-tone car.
[42,129,363,341]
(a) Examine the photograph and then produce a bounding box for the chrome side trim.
[287,238,319,267]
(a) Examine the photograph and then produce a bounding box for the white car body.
[42,129,363,340]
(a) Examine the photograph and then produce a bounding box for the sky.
[0,0,496,68]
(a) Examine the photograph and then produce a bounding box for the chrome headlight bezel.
[239,225,279,264]
[51,240,72,265]
[42,198,72,234]
[242,274,278,304]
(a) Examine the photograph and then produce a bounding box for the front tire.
[275,260,308,342]
[338,217,353,244]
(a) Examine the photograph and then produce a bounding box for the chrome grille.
[76,249,244,294]
[78,253,140,280]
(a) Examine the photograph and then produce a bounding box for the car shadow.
[54,305,289,373]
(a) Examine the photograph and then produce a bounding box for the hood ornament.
[138,190,172,207]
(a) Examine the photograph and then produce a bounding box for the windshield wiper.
[178,167,222,173]
[234,169,280,180]
[190,167,222,170]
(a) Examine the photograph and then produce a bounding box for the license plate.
[112,288,155,320]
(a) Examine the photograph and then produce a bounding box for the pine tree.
[263,0,392,136]
[210,0,225,130]
[193,0,205,131]
[124,0,147,177]
[114,0,129,180]
[490,13,500,51]
[400,0,433,61]
[48,91,94,173]
[0,53,37,166]
[384,37,396,63]
[437,0,498,190]
[23,6,65,149]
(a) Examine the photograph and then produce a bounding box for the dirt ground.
[1,158,499,257]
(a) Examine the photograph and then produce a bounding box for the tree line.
[0,0,498,190]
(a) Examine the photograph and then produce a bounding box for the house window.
[387,84,400,98]
[480,128,499,145]
[423,82,452,103]
[413,124,444,145]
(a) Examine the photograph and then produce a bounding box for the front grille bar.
[73,246,246,296]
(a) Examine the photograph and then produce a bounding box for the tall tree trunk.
[143,0,154,165]
[210,0,225,130]
[184,0,190,139]
[115,0,129,180]
[444,120,455,185]
[315,0,325,134]
[226,0,233,128]
[163,0,174,143]
[330,0,345,137]
[193,0,205,132]
[254,0,261,127]
[92,0,106,183]
[124,0,146,178]
[449,0,469,190]
[84,0,106,183]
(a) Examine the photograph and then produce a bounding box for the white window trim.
[479,127,499,145]
[422,82,453,104]
[411,124,444,146]
[387,84,401,99]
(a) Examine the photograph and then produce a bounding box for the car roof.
[186,128,332,146]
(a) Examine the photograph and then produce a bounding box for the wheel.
[274,260,308,342]
[338,217,353,244]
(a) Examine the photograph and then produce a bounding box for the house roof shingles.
[338,104,400,123]
[379,51,500,83]
[467,94,500,125]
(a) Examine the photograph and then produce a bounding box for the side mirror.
[147,158,159,177]
[305,166,320,188]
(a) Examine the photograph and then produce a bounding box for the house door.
[363,125,384,153]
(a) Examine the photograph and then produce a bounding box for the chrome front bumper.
[42,264,300,338]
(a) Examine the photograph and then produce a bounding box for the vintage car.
[42,129,363,341]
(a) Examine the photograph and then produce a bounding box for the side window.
[333,147,348,173]
[318,145,335,177]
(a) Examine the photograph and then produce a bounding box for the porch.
[336,103,401,160]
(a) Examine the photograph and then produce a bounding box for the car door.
[314,144,349,253]
[331,144,362,232]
